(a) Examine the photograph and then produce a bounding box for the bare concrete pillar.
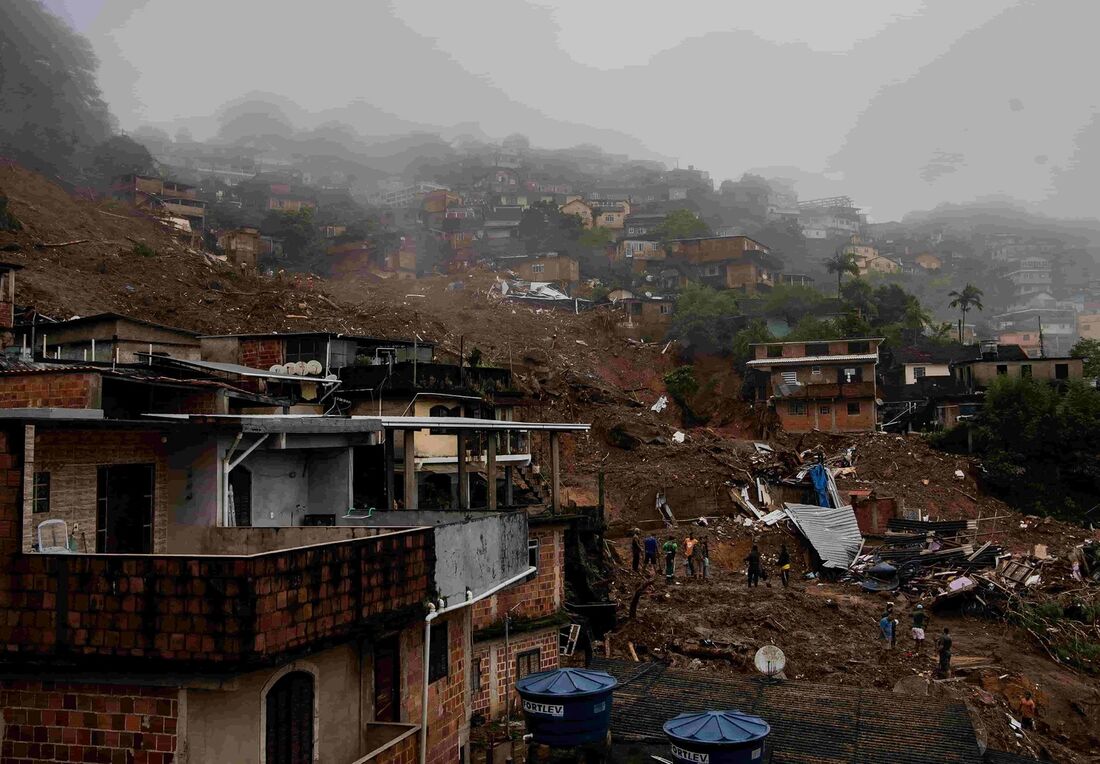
[403,429,417,510]
[457,430,468,510]
[384,428,395,511]
[549,431,561,514]
[486,430,497,511]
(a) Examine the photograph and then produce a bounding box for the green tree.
[668,283,740,352]
[654,209,710,241]
[731,319,775,366]
[1070,338,1100,378]
[663,366,699,404]
[825,251,859,297]
[841,278,876,320]
[88,135,155,189]
[260,208,320,270]
[785,315,838,341]
[0,1,114,178]
[947,283,984,343]
[762,284,826,326]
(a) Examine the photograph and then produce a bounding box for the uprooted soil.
[4,165,1099,762]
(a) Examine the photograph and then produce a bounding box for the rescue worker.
[745,544,762,587]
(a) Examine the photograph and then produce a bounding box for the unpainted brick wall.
[0,679,179,764]
[473,525,563,630]
[401,610,469,764]
[240,339,284,370]
[0,373,99,409]
[366,731,417,764]
[24,429,169,553]
[472,627,560,718]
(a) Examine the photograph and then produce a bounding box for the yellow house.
[844,236,899,275]
[593,202,630,231]
[559,199,593,229]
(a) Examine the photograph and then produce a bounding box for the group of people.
[631,531,793,587]
[631,531,710,581]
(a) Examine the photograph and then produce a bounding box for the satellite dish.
[270,364,288,375]
[292,361,307,376]
[305,360,323,375]
[754,645,786,680]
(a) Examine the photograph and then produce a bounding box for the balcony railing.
[0,528,433,670]
[774,381,876,399]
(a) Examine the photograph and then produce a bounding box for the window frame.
[516,648,541,680]
[1055,363,1069,380]
[805,342,829,357]
[996,364,1008,376]
[819,404,831,415]
[1020,364,1033,378]
[847,401,861,416]
[789,401,806,416]
[912,366,926,379]
[428,622,449,684]
[260,663,319,764]
[32,471,50,514]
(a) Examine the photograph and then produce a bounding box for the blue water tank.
[515,668,618,747]
[663,710,771,764]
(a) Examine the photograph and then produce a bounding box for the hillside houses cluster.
[0,266,593,763]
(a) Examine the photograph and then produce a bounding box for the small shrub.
[663,366,698,403]
[132,242,155,257]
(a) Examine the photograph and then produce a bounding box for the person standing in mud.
[643,532,659,573]
[683,533,698,577]
[699,537,710,580]
[631,530,643,573]
[745,544,762,587]
[936,627,953,677]
[662,535,678,582]
[910,604,928,653]
[777,543,791,587]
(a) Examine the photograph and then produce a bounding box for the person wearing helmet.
[910,604,928,653]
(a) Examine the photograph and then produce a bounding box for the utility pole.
[1038,314,1045,358]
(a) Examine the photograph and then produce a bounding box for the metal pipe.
[419,566,535,764]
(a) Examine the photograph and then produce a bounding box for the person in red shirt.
[1019,691,1037,730]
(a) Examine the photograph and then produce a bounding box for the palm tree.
[826,251,859,297]
[947,284,984,344]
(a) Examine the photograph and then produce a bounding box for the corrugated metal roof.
[784,503,863,570]
[593,660,984,764]
[746,353,878,367]
[150,356,325,382]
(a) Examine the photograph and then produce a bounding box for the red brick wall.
[472,627,560,718]
[472,526,563,630]
[778,398,876,433]
[240,339,284,370]
[368,731,417,764]
[0,373,100,409]
[0,680,178,763]
[401,610,468,764]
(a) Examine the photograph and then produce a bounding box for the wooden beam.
[550,431,561,514]
[384,428,396,511]
[403,429,417,510]
[486,431,497,511]
[457,431,468,510]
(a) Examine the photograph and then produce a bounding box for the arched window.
[264,670,315,764]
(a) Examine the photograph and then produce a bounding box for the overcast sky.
[43,0,1100,221]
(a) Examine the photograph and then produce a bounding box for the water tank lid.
[663,710,771,744]
[515,668,618,698]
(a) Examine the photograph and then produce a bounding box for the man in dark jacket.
[745,545,762,587]
[631,531,642,573]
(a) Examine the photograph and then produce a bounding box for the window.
[527,537,540,581]
[819,405,831,415]
[96,465,154,554]
[805,343,829,357]
[471,655,483,693]
[839,366,862,384]
[265,671,315,764]
[603,214,614,223]
[516,648,541,680]
[781,371,798,385]
[996,365,1008,375]
[1021,364,1032,378]
[847,402,861,415]
[32,472,50,514]
[766,346,783,358]
[703,264,721,277]
[428,622,449,683]
[810,365,822,376]
[1055,363,1069,380]
[789,402,806,415]
[913,367,926,379]
[531,263,545,274]
[659,303,673,315]
[284,336,326,365]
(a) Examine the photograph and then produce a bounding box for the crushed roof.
[784,503,863,570]
[593,659,984,764]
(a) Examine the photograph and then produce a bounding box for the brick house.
[216,226,262,269]
[746,338,883,433]
[508,252,580,291]
[111,174,206,230]
[199,332,434,376]
[664,235,777,295]
[0,400,590,763]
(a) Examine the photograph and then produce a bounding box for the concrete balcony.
[774,381,875,399]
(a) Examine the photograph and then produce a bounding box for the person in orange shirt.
[1019,691,1037,730]
[683,534,698,577]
